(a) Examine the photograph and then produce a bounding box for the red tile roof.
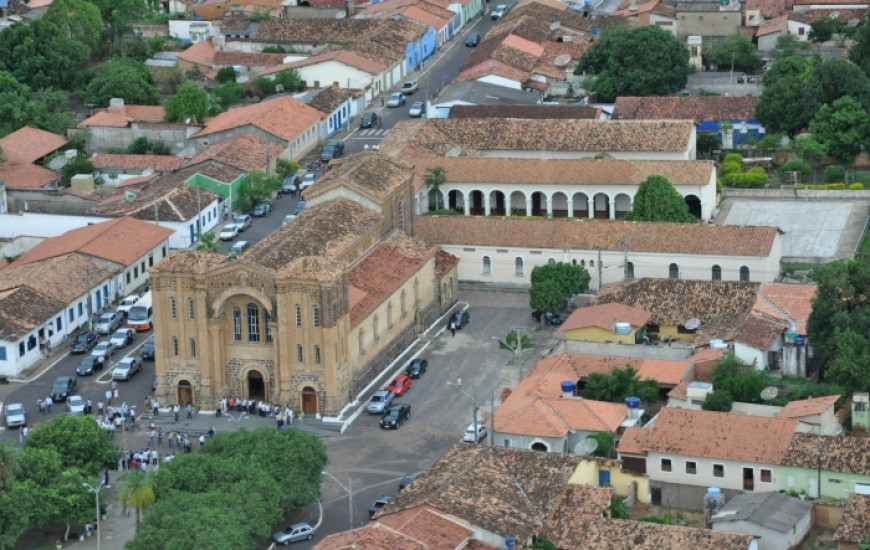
[0,126,68,163]
[178,40,217,66]
[91,153,185,172]
[0,253,116,303]
[834,493,870,544]
[612,96,761,122]
[78,111,132,128]
[193,95,326,142]
[760,283,816,335]
[0,161,60,190]
[186,133,286,172]
[79,104,167,128]
[556,517,756,550]
[777,395,840,418]
[0,286,67,338]
[756,14,788,36]
[258,50,388,77]
[560,303,653,332]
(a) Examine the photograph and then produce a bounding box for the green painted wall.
[780,465,870,501]
[186,172,248,210]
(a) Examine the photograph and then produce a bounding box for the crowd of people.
[220,396,298,429]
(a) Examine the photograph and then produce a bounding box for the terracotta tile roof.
[434,248,459,277]
[448,105,600,119]
[149,249,229,274]
[496,393,629,437]
[78,111,132,128]
[455,61,530,87]
[0,253,115,303]
[613,0,662,15]
[376,444,581,541]
[308,86,358,115]
[616,407,798,463]
[79,104,167,128]
[734,312,789,351]
[756,14,788,35]
[667,380,689,399]
[16,217,173,268]
[535,40,590,79]
[593,278,762,327]
[381,118,695,157]
[258,50,387,78]
[526,352,691,389]
[252,17,392,45]
[357,0,418,16]
[213,50,286,67]
[760,283,815,335]
[306,151,414,202]
[545,485,614,537]
[502,33,545,57]
[122,105,166,120]
[692,346,725,364]
[0,286,66,338]
[87,182,219,223]
[778,395,840,419]
[348,232,435,326]
[91,153,184,172]
[560,303,653,332]
[554,517,756,550]
[515,0,568,10]
[0,126,68,163]
[783,432,870,474]
[393,4,452,28]
[416,218,779,258]
[652,2,677,15]
[835,493,870,544]
[613,96,761,122]
[193,95,326,142]
[746,0,794,18]
[186,133,285,173]
[0,161,60,190]
[178,40,216,66]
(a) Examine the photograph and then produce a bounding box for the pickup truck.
[401,81,419,95]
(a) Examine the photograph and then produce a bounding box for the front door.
[247,370,265,401]
[177,380,193,407]
[302,387,318,414]
[743,467,754,491]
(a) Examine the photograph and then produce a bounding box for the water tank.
[704,487,725,527]
[561,381,576,398]
[709,339,727,349]
[625,396,640,418]
[614,322,631,335]
[707,487,721,498]
[505,538,516,549]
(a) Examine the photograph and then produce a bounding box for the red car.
[387,374,412,397]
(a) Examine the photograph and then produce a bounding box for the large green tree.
[43,0,103,54]
[529,262,590,309]
[756,57,811,136]
[90,0,154,56]
[164,83,210,123]
[849,18,870,77]
[809,95,870,163]
[23,414,120,477]
[529,279,563,314]
[0,72,74,137]
[580,365,660,403]
[704,34,762,72]
[800,58,870,125]
[624,175,696,223]
[710,353,765,403]
[82,57,160,107]
[0,19,90,90]
[576,25,689,101]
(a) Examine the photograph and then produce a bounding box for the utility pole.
[510,326,527,379]
[593,246,604,289]
[618,234,630,279]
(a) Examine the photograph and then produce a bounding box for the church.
[149,151,459,416]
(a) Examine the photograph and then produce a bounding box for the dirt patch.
[629,502,706,528]
[795,527,837,550]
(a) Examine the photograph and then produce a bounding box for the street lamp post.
[322,471,353,531]
[446,380,479,445]
[82,480,105,550]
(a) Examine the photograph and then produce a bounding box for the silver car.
[113,356,142,380]
[367,390,395,414]
[67,396,86,416]
[387,92,406,107]
[4,403,25,428]
[273,522,314,544]
[91,341,116,361]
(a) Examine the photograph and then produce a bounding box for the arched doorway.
[427,189,443,211]
[489,190,506,216]
[469,190,485,215]
[247,370,266,401]
[509,191,526,216]
[448,189,464,213]
[551,192,569,218]
[614,193,632,218]
[176,380,194,407]
[530,441,549,452]
[301,386,318,414]
[593,193,610,219]
[530,191,546,216]
[685,194,702,219]
[572,192,589,218]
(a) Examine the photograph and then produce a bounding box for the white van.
[116,295,139,317]
[127,291,153,332]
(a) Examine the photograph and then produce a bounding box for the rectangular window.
[297,344,303,363]
[713,464,725,478]
[685,461,697,475]
[56,317,62,331]
[760,469,772,483]
[314,345,321,364]
[78,303,84,316]
[126,272,131,284]
[0,346,6,360]
[69,308,74,322]
[188,299,195,320]
[295,305,302,327]
[312,307,320,328]
[172,337,179,356]
[189,338,196,358]
[134,267,139,278]
[661,458,672,472]
[170,297,177,319]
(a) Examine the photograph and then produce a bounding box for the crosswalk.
[353,129,390,138]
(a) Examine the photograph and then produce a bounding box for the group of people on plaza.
[220,396,298,429]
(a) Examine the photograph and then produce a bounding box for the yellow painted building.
[560,303,653,345]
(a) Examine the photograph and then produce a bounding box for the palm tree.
[119,470,155,529]
[424,166,447,211]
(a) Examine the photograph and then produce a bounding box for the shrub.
[778,160,811,177]
[702,390,734,412]
[825,165,846,183]
[216,67,237,84]
[826,183,846,190]
[723,153,744,167]
[722,160,742,175]
[850,182,865,190]
[730,167,769,187]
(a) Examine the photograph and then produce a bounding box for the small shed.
[711,492,812,550]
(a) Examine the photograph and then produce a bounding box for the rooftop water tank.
[707,487,721,498]
[614,322,631,335]
[561,381,576,398]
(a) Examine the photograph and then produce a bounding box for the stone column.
[526,195,533,216]
[546,197,553,218]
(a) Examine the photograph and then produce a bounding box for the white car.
[67,395,86,416]
[463,422,487,443]
[91,341,115,361]
[300,173,316,191]
[219,224,240,241]
[283,214,295,226]
[95,312,123,335]
[113,356,142,380]
[110,328,135,349]
[4,403,25,428]
[491,4,508,19]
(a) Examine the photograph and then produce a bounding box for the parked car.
[492,4,508,19]
[140,336,155,360]
[367,390,395,414]
[228,241,251,260]
[252,201,271,217]
[532,310,564,325]
[293,201,307,216]
[67,395,86,416]
[405,359,427,379]
[448,310,470,330]
[219,224,240,241]
[283,214,295,226]
[91,341,116,361]
[320,140,344,161]
[70,331,98,354]
[379,403,411,429]
[408,101,425,117]
[464,422,488,443]
[95,312,123,335]
[110,328,135,349]
[368,495,393,517]
[387,92,406,107]
[272,522,314,545]
[116,295,139,317]
[113,356,142,380]
[386,374,412,397]
[280,175,300,195]
[398,472,419,491]
[50,376,77,402]
[4,403,25,428]
[234,214,252,232]
[76,356,103,376]
[401,81,419,94]
[465,32,481,46]
[300,173,316,191]
[359,112,379,128]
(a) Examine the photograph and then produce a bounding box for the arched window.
[247,303,260,342]
[712,265,722,281]
[312,306,320,328]
[482,256,492,274]
[626,261,635,279]
[547,258,556,265]
[295,304,302,327]
[232,307,242,341]
[413,278,419,304]
[514,257,524,275]
[172,337,179,356]
[169,297,177,319]
[740,266,750,282]
[265,311,272,343]
[669,263,679,279]
[187,298,195,320]
[581,260,585,266]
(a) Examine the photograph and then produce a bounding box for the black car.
[320,140,344,161]
[368,495,393,517]
[359,112,379,128]
[465,32,481,46]
[405,359,427,379]
[379,403,411,429]
[398,473,419,491]
[448,310,470,330]
[50,376,77,402]
[293,201,307,216]
[70,331,98,354]
[532,310,564,325]
[76,356,102,376]
[140,336,155,360]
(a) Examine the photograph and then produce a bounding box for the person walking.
[167,431,174,449]
[450,321,456,337]
[157,428,163,446]
[152,399,159,416]
[97,401,104,417]
[199,434,205,448]
[45,396,53,414]
[105,388,113,407]
[148,428,155,447]
[86,398,93,415]
[173,404,180,422]
[186,403,193,419]
[265,202,271,217]
[37,398,44,415]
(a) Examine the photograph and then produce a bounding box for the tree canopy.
[624,175,696,223]
[809,95,870,163]
[82,57,160,107]
[23,414,119,477]
[710,353,765,404]
[580,365,660,403]
[529,262,590,314]
[0,19,90,90]
[575,25,689,101]
[704,34,762,72]
[849,18,870,77]
[0,72,74,137]
[164,83,211,123]
[43,0,103,54]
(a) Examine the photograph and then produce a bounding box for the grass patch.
[781,261,832,276]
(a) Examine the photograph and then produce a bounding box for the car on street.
[228,240,251,260]
[76,356,104,376]
[300,173,316,191]
[67,395,86,416]
[320,140,344,161]
[387,374,412,397]
[110,328,135,348]
[4,403,25,428]
[91,341,116,361]
[532,310,564,325]
[464,422,488,443]
[368,495,393,517]
[272,522,314,545]
[379,403,411,429]
[234,214,252,232]
[465,32,481,46]
[448,310,470,330]
[50,376,77,402]
[95,312,123,335]
[219,224,240,241]
[398,473,419,491]
[408,101,425,117]
[70,331,99,354]
[387,92,406,107]
[359,112,379,128]
[113,356,142,380]
[492,4,509,19]
[117,295,139,317]
[367,389,395,414]
[401,81,418,95]
[283,213,295,226]
[280,175,300,195]
[293,201,307,216]
[405,359,427,379]
[140,336,155,360]
[252,201,271,217]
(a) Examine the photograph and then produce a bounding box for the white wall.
[647,452,781,493]
[294,60,375,90]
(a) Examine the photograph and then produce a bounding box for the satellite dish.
[760,387,779,401]
[823,422,844,437]
[549,21,561,30]
[574,438,599,456]
[554,54,572,67]
[49,155,69,170]
[684,318,701,330]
